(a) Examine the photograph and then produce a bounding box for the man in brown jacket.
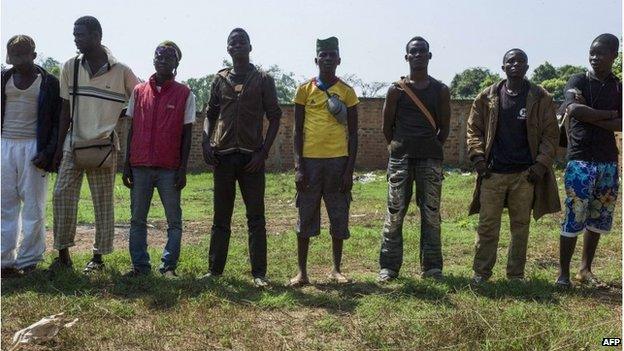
[201,28,282,287]
[466,49,560,284]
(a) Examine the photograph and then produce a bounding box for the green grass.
[3,170,621,350]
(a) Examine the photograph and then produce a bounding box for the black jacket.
[1,65,61,172]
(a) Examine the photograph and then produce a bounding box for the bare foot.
[328,270,350,283]
[287,272,310,287]
[575,270,608,289]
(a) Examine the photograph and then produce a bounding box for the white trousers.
[1,138,48,269]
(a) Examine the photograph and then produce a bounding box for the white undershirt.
[2,74,41,139]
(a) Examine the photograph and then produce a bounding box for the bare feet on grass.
[287,272,310,287]
[328,270,350,283]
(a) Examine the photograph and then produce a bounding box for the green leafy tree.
[531,63,586,100]
[39,57,61,78]
[265,64,298,104]
[184,74,216,111]
[450,67,501,99]
[341,74,388,98]
[531,61,557,84]
[540,78,567,100]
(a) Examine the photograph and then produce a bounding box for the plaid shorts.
[296,157,351,239]
[561,160,619,237]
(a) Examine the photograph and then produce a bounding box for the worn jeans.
[379,157,443,277]
[129,167,182,272]
[209,152,267,278]
[473,171,534,279]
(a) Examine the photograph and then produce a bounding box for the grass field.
[1,170,621,350]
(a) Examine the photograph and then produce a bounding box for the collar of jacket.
[148,73,176,93]
[2,64,50,87]
[76,45,118,70]
[217,64,258,89]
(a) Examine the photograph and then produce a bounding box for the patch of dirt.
[44,221,209,252]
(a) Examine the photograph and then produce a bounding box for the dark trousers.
[208,153,267,278]
[379,157,444,276]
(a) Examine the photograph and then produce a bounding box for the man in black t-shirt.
[557,34,622,288]
[378,36,451,282]
[466,49,560,285]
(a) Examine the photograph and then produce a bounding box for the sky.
[1,0,622,93]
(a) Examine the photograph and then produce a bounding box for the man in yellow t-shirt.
[289,36,359,286]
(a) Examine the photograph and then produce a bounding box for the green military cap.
[316,36,339,53]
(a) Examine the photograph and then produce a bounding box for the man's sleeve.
[560,74,585,112]
[535,94,558,168]
[125,88,136,118]
[59,59,71,100]
[262,74,282,121]
[345,86,360,107]
[123,67,140,100]
[205,78,221,122]
[293,83,307,105]
[466,93,487,164]
[184,92,197,124]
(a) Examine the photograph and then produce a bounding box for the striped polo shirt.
[59,46,139,151]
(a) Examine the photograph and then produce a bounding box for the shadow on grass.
[2,269,620,313]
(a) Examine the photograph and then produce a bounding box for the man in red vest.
[122,41,195,277]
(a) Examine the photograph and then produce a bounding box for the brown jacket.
[206,65,282,153]
[466,80,561,220]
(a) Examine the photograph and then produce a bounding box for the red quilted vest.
[129,75,190,169]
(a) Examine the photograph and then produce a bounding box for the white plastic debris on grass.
[355,172,377,183]
[11,313,78,350]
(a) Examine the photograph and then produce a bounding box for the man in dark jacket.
[202,28,282,287]
[466,49,560,284]
[1,35,60,276]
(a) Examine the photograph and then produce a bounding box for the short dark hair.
[592,33,619,54]
[228,28,250,44]
[502,48,528,63]
[74,16,102,37]
[405,36,429,53]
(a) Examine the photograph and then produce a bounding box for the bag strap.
[69,55,80,147]
[396,79,437,130]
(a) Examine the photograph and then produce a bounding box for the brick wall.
[115,99,617,172]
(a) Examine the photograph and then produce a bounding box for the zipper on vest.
[150,92,161,165]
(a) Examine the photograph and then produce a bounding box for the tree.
[613,51,622,80]
[449,68,501,99]
[265,64,298,104]
[39,57,61,78]
[531,63,586,100]
[184,74,216,111]
[342,74,389,98]
[531,61,557,84]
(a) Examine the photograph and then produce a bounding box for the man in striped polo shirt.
[50,16,139,272]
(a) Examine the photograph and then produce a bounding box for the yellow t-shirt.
[293,78,359,158]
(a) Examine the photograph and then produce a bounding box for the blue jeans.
[129,167,182,272]
[379,157,443,277]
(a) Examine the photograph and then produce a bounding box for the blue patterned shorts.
[561,160,619,237]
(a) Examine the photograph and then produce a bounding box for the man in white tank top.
[1,35,61,277]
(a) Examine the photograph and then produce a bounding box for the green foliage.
[539,78,567,100]
[530,61,557,84]
[264,64,298,104]
[613,51,622,80]
[39,56,61,78]
[531,63,586,100]
[184,74,216,111]
[450,67,501,99]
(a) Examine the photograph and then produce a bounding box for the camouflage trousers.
[379,157,443,277]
